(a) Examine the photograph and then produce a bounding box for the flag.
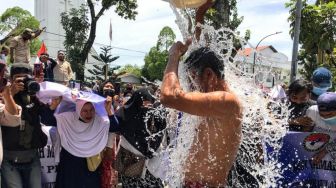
[35,41,47,64]
[109,19,112,41]
[37,41,47,57]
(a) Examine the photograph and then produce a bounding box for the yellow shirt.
[53,60,73,82]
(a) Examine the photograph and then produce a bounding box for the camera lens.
[27,81,40,94]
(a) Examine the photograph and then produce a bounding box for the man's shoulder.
[9,36,21,46]
[13,35,22,40]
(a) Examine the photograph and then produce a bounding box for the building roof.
[238,45,278,56]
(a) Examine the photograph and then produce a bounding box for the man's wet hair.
[184,47,224,79]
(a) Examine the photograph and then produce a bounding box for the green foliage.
[205,0,249,56]
[30,39,42,55]
[286,0,336,85]
[118,64,142,77]
[61,0,138,81]
[205,0,243,30]
[142,47,169,81]
[0,6,40,36]
[109,0,138,20]
[86,46,120,81]
[0,7,41,54]
[157,26,176,51]
[61,5,90,79]
[142,26,175,81]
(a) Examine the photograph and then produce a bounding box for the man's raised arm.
[160,41,241,119]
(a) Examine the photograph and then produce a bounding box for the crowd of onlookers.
[0,28,167,188]
[1,27,336,188]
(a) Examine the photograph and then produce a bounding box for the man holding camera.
[0,73,22,185]
[1,63,54,188]
[9,28,44,64]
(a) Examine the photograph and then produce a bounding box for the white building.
[34,0,85,57]
[235,46,291,88]
[34,0,101,80]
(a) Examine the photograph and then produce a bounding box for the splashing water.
[142,5,290,188]
[161,5,287,187]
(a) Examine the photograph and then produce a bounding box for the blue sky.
[0,0,313,67]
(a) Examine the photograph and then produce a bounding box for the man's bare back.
[161,41,242,187]
[185,117,241,186]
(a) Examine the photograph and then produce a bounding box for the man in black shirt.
[39,53,57,82]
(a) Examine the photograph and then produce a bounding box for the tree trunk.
[78,18,97,81]
[214,0,230,29]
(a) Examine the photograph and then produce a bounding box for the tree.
[61,0,138,81]
[205,0,243,30]
[118,64,142,77]
[286,0,336,84]
[142,26,175,81]
[87,46,120,81]
[186,0,250,57]
[0,6,41,55]
[157,26,176,51]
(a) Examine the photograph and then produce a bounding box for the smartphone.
[34,63,43,77]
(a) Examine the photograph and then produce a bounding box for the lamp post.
[252,31,282,74]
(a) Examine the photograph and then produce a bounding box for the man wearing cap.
[306,92,336,132]
[53,50,73,85]
[9,28,44,64]
[1,63,54,188]
[311,67,333,101]
[306,92,336,164]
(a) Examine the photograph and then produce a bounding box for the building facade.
[235,46,291,88]
[34,0,85,57]
[34,0,104,80]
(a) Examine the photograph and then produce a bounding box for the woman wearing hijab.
[52,99,110,188]
[110,87,166,187]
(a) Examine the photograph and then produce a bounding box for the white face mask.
[321,116,336,126]
[124,96,131,102]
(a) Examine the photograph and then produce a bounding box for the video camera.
[20,75,40,95]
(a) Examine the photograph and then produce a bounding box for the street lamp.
[252,31,282,74]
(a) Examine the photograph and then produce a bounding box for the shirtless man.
[160,39,242,187]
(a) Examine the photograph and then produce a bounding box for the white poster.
[39,126,57,188]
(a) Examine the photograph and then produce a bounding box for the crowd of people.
[0,1,335,187]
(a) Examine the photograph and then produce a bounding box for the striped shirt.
[9,36,31,64]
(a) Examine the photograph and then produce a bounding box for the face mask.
[321,116,336,126]
[312,86,329,96]
[103,89,115,97]
[124,96,131,102]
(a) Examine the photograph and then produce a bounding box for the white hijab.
[54,99,109,161]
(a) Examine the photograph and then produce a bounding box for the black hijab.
[117,87,166,158]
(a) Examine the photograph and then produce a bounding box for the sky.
[0,0,311,67]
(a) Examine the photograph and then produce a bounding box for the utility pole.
[252,31,282,74]
[290,0,302,83]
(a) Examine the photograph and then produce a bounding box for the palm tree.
[90,46,119,81]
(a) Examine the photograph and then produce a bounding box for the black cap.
[10,63,32,78]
